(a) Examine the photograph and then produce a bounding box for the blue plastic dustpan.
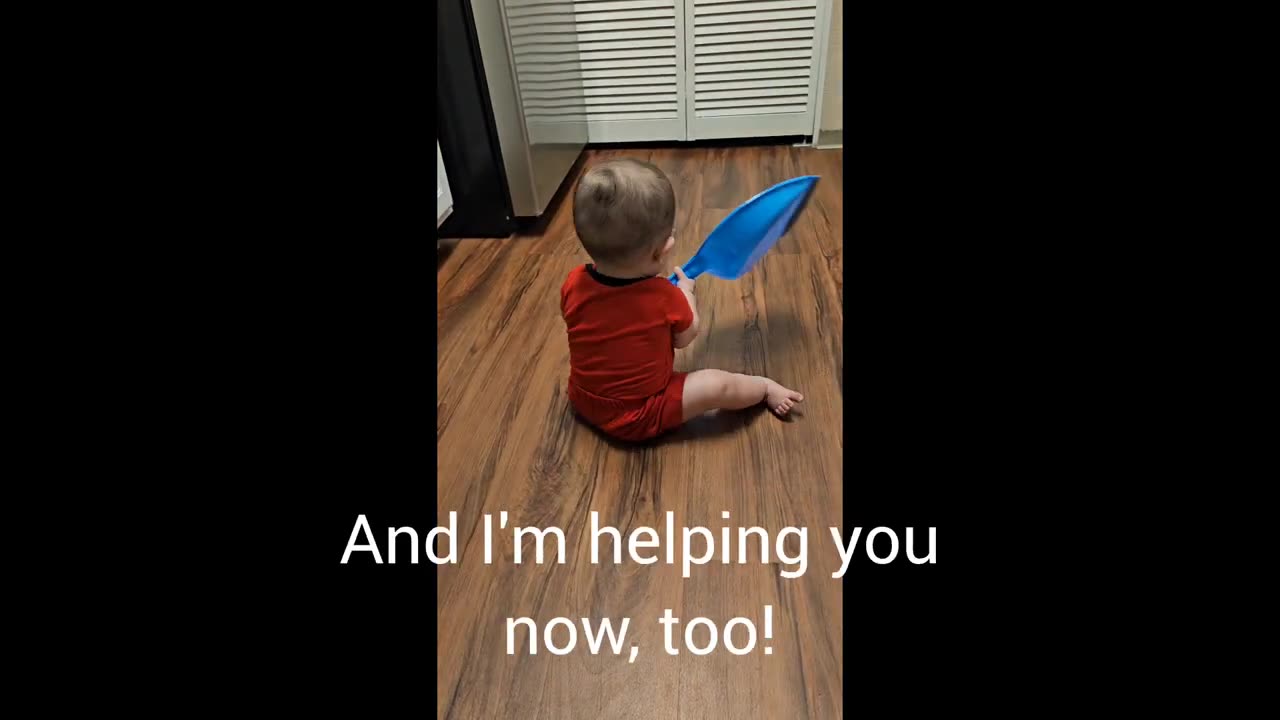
[669,175,819,284]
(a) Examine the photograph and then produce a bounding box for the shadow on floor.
[437,239,459,269]
[575,403,799,450]
[677,307,812,371]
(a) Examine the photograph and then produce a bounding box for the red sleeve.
[666,281,693,333]
[561,266,581,318]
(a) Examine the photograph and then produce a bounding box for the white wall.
[820,0,843,132]
[437,142,453,229]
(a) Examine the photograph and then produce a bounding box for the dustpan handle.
[667,258,706,285]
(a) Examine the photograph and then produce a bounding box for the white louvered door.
[685,0,825,140]
[503,0,687,143]
[498,0,828,143]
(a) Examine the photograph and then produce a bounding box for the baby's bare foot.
[765,381,804,417]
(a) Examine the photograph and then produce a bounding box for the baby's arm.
[673,267,699,349]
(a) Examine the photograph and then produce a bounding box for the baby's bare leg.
[682,369,804,422]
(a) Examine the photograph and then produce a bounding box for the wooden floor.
[437,145,843,719]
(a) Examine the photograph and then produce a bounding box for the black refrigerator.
[437,0,587,238]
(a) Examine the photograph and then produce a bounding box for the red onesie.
[560,264,694,441]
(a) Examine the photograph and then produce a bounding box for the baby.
[561,159,803,442]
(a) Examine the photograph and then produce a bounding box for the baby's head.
[572,159,675,276]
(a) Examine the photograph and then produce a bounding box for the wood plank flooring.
[437,145,844,719]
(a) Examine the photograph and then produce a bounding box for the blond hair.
[572,159,675,264]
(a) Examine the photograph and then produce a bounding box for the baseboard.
[816,129,843,149]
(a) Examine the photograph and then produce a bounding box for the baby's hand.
[674,266,695,294]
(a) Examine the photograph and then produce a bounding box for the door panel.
[505,0,687,143]
[685,0,825,140]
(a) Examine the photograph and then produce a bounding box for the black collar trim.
[586,264,651,287]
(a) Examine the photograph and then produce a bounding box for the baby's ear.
[658,235,675,257]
